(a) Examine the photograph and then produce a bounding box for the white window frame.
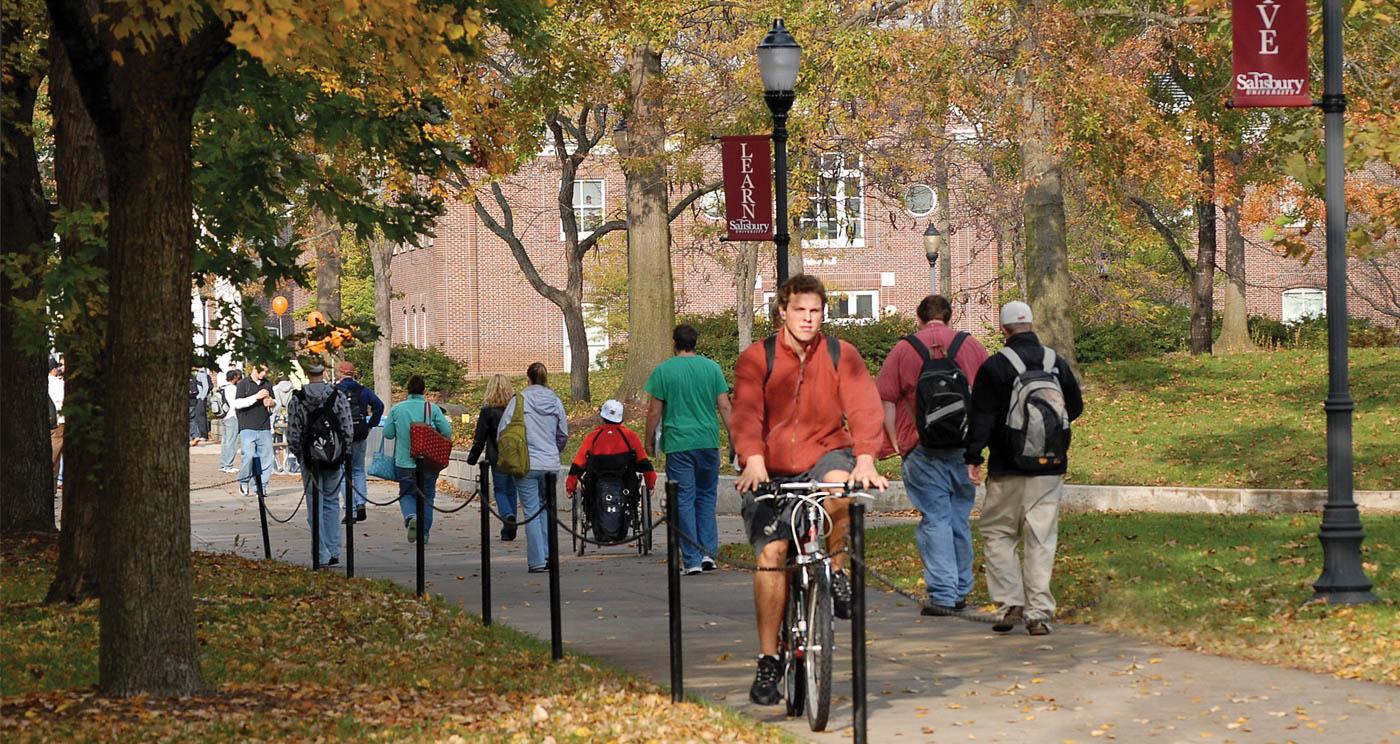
[564,180,605,240]
[801,154,865,248]
[759,290,879,324]
[1281,288,1325,324]
[562,304,610,372]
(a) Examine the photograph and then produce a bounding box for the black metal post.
[479,463,493,626]
[545,472,563,661]
[766,90,795,287]
[850,501,868,743]
[1312,0,1375,604]
[344,459,354,578]
[310,470,321,571]
[254,456,271,560]
[415,472,425,597]
[665,481,683,702]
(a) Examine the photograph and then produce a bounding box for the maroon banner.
[1231,0,1311,107]
[720,135,773,241]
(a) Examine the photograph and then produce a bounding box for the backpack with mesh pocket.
[1000,346,1071,472]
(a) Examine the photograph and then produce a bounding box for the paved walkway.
[189,448,1396,742]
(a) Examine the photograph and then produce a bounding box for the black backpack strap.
[763,334,778,386]
[825,333,841,371]
[902,333,932,362]
[946,331,969,360]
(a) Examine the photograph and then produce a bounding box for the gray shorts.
[741,448,856,555]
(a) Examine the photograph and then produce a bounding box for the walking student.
[497,362,568,573]
[233,364,276,496]
[466,374,518,540]
[730,274,888,706]
[287,361,354,567]
[644,324,732,574]
[218,369,243,473]
[965,301,1084,636]
[48,358,65,482]
[875,294,988,614]
[383,375,453,544]
[335,361,385,524]
[189,367,212,444]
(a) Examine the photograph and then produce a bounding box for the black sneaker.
[920,602,960,616]
[831,571,852,619]
[355,506,367,523]
[749,655,783,706]
[500,517,517,542]
[327,556,340,567]
[993,605,1024,633]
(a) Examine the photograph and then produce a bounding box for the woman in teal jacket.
[383,375,453,543]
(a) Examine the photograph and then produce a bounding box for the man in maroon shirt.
[876,295,989,614]
[731,274,888,706]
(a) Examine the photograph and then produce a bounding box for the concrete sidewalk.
[189,449,1396,742]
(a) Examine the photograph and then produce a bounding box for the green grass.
[757,513,1400,685]
[1,534,784,742]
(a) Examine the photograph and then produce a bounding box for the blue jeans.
[902,447,976,606]
[513,469,554,569]
[666,448,720,569]
[346,438,368,509]
[396,465,437,539]
[303,465,343,563]
[238,429,274,489]
[491,465,517,520]
[219,417,240,469]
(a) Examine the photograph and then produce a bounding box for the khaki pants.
[980,474,1064,622]
[51,422,65,476]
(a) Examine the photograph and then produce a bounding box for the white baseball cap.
[999,301,1034,326]
[600,399,625,423]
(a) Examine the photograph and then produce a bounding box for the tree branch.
[1076,8,1212,28]
[44,0,119,134]
[842,0,917,28]
[472,184,567,308]
[1129,195,1194,279]
[575,220,627,258]
[1349,258,1400,319]
[668,180,723,222]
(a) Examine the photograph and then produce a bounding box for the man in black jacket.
[965,301,1084,636]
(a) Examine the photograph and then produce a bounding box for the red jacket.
[731,330,885,476]
[566,424,657,493]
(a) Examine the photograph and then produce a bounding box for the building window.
[904,184,935,217]
[1281,288,1325,324]
[801,154,863,246]
[568,180,604,237]
[562,304,610,372]
[828,290,878,323]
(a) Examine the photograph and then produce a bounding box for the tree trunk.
[314,210,342,320]
[47,2,228,694]
[371,236,394,403]
[46,31,107,601]
[562,300,591,400]
[615,44,675,403]
[1190,138,1217,355]
[1015,8,1075,364]
[1217,150,1253,354]
[0,25,56,534]
[736,241,758,350]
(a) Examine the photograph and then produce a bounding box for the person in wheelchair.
[565,400,657,544]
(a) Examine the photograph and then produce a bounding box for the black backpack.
[296,389,347,469]
[1000,346,1071,472]
[902,332,972,450]
[346,385,370,442]
[584,429,640,543]
[762,332,841,385]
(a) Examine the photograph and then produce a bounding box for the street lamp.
[922,223,942,294]
[758,19,800,286]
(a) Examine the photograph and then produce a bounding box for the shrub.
[341,343,468,396]
[1074,307,1191,364]
[1249,315,1399,350]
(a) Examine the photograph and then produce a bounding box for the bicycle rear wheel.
[783,571,806,717]
[804,566,833,731]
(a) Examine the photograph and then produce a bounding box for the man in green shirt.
[645,324,733,574]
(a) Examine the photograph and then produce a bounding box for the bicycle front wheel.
[804,566,833,731]
[783,572,805,718]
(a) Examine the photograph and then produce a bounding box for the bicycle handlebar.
[751,480,877,499]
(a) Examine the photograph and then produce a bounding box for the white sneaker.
[220,467,238,474]
[701,557,718,572]
[238,482,250,497]
[406,515,418,543]
[681,565,704,576]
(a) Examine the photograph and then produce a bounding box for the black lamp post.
[758,19,800,287]
[1312,0,1375,604]
[922,224,942,294]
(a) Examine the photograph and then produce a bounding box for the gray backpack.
[1000,346,1071,471]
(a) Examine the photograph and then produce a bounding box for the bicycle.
[753,480,872,732]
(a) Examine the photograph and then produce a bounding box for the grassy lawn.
[731,513,1399,685]
[1,535,783,743]
[450,348,1400,491]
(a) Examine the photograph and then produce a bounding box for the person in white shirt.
[218,369,243,473]
[48,358,65,482]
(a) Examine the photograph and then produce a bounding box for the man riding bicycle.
[731,274,889,706]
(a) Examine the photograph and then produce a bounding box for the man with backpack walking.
[288,361,355,567]
[335,361,385,524]
[876,295,989,615]
[965,301,1084,636]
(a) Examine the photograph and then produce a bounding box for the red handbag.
[409,402,453,471]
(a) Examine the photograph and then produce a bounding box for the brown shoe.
[1026,619,1052,636]
[993,605,1023,633]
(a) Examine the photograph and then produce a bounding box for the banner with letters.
[1231,0,1310,107]
[720,135,774,241]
